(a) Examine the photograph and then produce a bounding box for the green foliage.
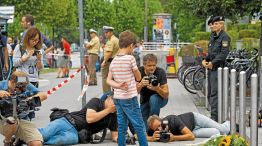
[227,23,238,31]
[181,0,260,21]
[112,0,144,36]
[227,30,239,49]
[238,24,249,30]
[193,32,210,42]
[161,0,204,42]
[241,38,260,50]
[239,29,259,39]
[248,23,261,32]
[83,0,116,35]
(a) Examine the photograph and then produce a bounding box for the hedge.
[239,29,259,39]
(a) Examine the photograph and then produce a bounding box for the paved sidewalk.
[0,70,224,145]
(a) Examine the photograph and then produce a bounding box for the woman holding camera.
[13,27,43,87]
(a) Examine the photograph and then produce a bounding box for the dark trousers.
[208,70,218,122]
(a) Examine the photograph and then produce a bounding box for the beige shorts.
[0,119,43,143]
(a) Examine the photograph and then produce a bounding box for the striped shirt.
[109,55,138,99]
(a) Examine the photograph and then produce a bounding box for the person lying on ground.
[147,112,230,142]
[38,95,117,145]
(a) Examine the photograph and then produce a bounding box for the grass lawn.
[40,68,58,74]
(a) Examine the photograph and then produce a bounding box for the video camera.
[144,74,158,86]
[0,76,41,119]
[158,120,170,143]
[0,94,41,119]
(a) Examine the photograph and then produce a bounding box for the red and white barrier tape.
[77,77,89,101]
[47,65,85,96]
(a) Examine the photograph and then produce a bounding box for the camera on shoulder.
[144,74,158,86]
[158,120,170,143]
[0,94,41,119]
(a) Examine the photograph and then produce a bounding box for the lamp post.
[77,0,86,107]
[144,0,148,42]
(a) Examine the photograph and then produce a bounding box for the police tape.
[77,77,89,101]
[47,65,86,96]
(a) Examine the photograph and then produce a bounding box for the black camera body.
[32,50,41,56]
[158,120,170,143]
[0,94,41,119]
[145,74,158,86]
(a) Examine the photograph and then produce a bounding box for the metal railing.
[217,67,258,146]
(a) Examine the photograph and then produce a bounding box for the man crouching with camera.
[0,71,47,146]
[137,54,169,129]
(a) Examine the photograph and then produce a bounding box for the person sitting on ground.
[38,95,117,145]
[0,71,47,146]
[147,112,230,142]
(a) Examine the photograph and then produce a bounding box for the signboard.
[152,13,172,43]
[0,6,15,23]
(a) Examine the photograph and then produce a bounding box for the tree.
[112,0,144,36]
[180,0,260,20]
[83,0,116,36]
[161,0,204,41]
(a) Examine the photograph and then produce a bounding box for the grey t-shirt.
[13,45,42,82]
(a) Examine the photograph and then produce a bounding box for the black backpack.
[49,107,69,121]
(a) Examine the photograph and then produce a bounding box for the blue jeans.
[114,97,148,146]
[38,117,79,145]
[140,94,168,129]
[192,112,230,137]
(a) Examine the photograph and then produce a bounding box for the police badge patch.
[222,41,228,47]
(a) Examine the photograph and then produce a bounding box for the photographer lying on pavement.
[137,53,169,129]
[147,112,230,142]
[38,94,118,145]
[0,71,47,146]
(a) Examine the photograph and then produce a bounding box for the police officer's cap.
[212,16,225,23]
[207,16,214,25]
[89,29,97,34]
[103,26,114,32]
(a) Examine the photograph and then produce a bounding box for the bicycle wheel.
[183,69,197,94]
[193,67,205,91]
[177,65,186,84]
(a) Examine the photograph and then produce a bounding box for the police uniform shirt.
[88,36,100,55]
[207,30,230,68]
[104,35,119,58]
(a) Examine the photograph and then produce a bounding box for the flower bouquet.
[186,134,249,146]
[203,134,249,146]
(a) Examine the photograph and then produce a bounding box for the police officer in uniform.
[101,26,119,93]
[202,16,230,122]
[85,29,100,85]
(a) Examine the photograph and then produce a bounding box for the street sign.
[0,6,15,23]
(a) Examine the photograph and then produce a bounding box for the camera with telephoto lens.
[144,74,158,86]
[158,120,170,143]
[0,76,41,119]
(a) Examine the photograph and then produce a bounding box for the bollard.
[230,69,236,134]
[205,68,209,109]
[218,68,223,123]
[260,56,262,109]
[250,74,258,146]
[239,71,246,138]
[223,67,229,121]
